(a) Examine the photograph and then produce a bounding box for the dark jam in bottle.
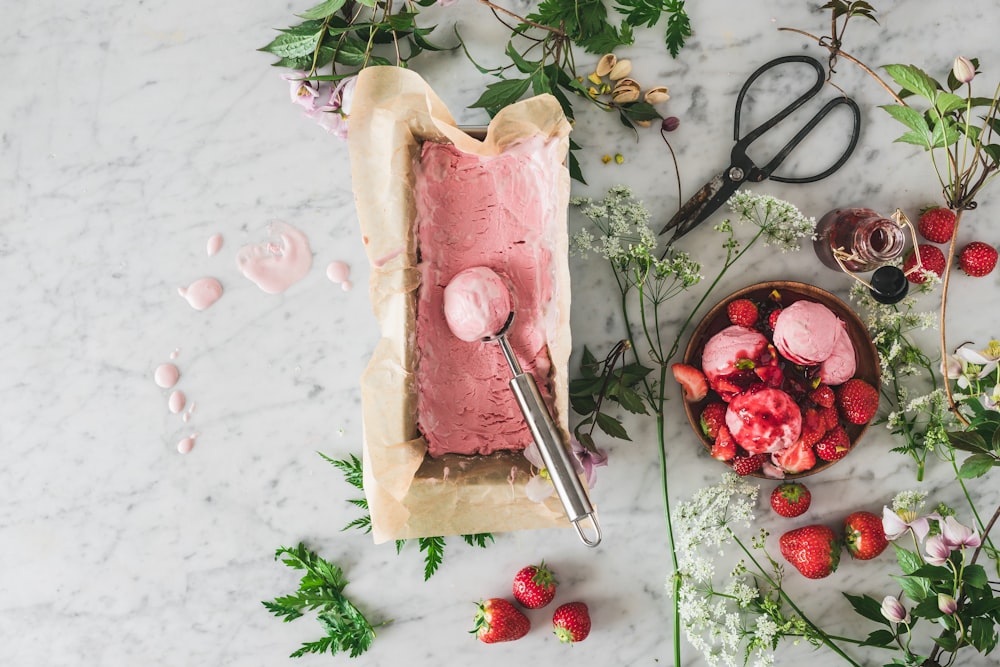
[813,207,906,272]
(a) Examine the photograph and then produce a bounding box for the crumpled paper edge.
[348,66,575,543]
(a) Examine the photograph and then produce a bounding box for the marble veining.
[3,1,1000,666]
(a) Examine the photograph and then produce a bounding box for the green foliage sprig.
[321,452,494,581]
[263,543,388,659]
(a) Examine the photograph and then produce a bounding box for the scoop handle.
[504,362,602,547]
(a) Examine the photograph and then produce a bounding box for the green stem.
[656,370,682,667]
[733,535,864,667]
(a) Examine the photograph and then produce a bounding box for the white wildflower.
[727,190,816,251]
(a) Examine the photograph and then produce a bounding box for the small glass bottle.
[813,207,906,272]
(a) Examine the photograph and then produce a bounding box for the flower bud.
[662,116,680,132]
[953,56,976,84]
[880,595,910,624]
[937,593,957,615]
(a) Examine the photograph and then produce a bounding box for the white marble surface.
[4,1,1000,665]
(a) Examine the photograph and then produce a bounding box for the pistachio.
[635,119,653,128]
[601,154,613,164]
[644,86,670,104]
[587,72,603,86]
[614,153,624,164]
[600,83,612,95]
[588,86,600,97]
[595,53,617,77]
[611,78,640,104]
[608,59,632,81]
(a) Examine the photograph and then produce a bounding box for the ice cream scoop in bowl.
[443,267,602,547]
[681,281,879,479]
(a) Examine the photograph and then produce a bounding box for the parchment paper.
[348,66,575,543]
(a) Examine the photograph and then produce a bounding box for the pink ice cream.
[443,267,513,342]
[414,136,563,457]
[819,322,857,385]
[701,325,769,388]
[772,300,841,365]
[725,387,802,454]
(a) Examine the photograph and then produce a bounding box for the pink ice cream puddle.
[725,387,802,454]
[236,222,312,294]
[443,267,513,342]
[178,278,223,310]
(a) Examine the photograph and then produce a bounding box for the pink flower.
[940,516,981,549]
[282,71,319,110]
[880,596,910,624]
[924,534,951,566]
[882,506,933,541]
[522,438,608,502]
[303,76,358,140]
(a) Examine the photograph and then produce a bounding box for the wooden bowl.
[682,281,880,478]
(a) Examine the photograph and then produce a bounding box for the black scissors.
[658,55,861,253]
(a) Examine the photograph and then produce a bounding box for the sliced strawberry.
[772,439,816,474]
[799,407,825,447]
[711,425,737,461]
[809,385,835,408]
[671,363,708,401]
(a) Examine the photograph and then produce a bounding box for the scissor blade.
[658,171,726,238]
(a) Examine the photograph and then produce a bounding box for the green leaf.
[883,64,940,101]
[259,28,323,59]
[880,104,930,137]
[912,595,944,620]
[568,147,586,184]
[595,411,631,440]
[468,78,532,110]
[965,597,1000,615]
[908,563,953,581]
[844,592,891,627]
[612,385,648,414]
[461,533,494,548]
[862,629,897,647]
[894,130,932,149]
[935,92,966,114]
[621,101,662,123]
[930,117,960,148]
[958,453,996,479]
[579,346,600,378]
[948,429,990,453]
[505,41,539,75]
[890,574,930,602]
[893,544,923,575]
[664,5,692,58]
[412,27,450,52]
[964,564,989,590]
[298,0,347,20]
[984,144,1000,166]
[970,616,999,653]
[419,536,445,580]
[530,68,551,96]
[570,393,598,415]
[932,633,959,652]
[333,39,368,67]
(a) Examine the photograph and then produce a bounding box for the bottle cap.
[868,265,908,304]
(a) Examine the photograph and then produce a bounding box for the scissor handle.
[732,55,861,184]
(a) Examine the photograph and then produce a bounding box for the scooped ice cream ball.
[443,267,513,342]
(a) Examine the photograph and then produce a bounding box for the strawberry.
[512,561,558,609]
[471,598,530,643]
[772,438,816,474]
[902,244,946,283]
[699,402,727,439]
[731,453,766,476]
[799,407,826,447]
[770,481,811,518]
[710,424,737,461]
[671,363,708,401]
[818,405,840,431]
[959,241,998,277]
[809,385,835,409]
[767,308,782,331]
[917,207,956,244]
[815,427,850,461]
[552,602,591,644]
[779,524,842,579]
[844,511,889,560]
[727,298,758,327]
[836,378,879,425]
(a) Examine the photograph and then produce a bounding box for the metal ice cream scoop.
[443,267,602,547]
